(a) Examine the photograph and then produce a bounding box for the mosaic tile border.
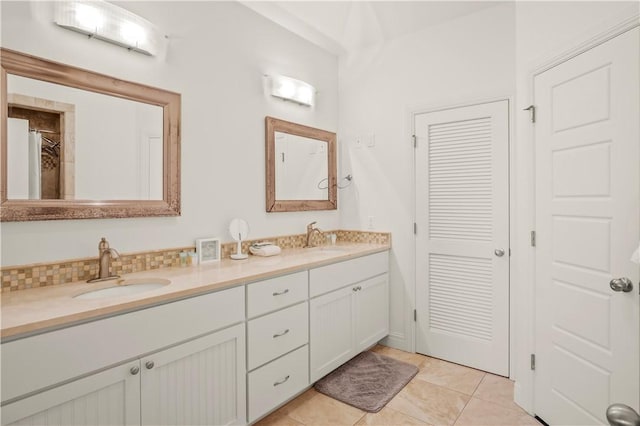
[1,230,390,293]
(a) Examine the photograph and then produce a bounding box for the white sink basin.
[74,278,170,300]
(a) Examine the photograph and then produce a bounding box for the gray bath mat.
[313,351,418,413]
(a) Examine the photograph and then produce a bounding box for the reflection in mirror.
[7,93,75,200]
[274,131,328,201]
[7,75,163,201]
[266,116,336,212]
[1,48,181,222]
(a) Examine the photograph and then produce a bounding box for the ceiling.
[241,1,502,55]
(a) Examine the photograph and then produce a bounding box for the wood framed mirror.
[265,116,336,212]
[1,48,181,221]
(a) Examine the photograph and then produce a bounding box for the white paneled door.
[534,27,640,425]
[415,100,510,376]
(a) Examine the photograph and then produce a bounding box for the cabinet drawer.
[310,251,389,297]
[248,302,308,370]
[247,271,308,318]
[248,345,309,423]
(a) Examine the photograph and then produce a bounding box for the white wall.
[0,1,339,265]
[338,3,516,352]
[512,0,639,413]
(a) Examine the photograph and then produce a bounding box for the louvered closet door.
[415,100,509,376]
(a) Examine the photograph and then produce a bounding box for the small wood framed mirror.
[265,117,336,212]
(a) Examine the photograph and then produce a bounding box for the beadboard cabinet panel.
[2,362,140,426]
[141,324,246,426]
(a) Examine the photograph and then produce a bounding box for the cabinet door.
[140,323,246,426]
[309,286,356,383]
[355,274,389,352]
[2,362,140,426]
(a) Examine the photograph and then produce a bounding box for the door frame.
[410,95,515,376]
[515,8,640,415]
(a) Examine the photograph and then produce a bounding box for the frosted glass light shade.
[270,75,315,107]
[54,0,161,56]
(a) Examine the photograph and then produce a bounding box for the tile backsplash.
[1,230,390,293]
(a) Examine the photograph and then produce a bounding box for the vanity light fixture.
[54,0,161,56]
[269,75,316,107]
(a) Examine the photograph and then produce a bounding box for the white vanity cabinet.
[3,325,246,426]
[309,252,389,383]
[1,248,390,426]
[1,287,246,426]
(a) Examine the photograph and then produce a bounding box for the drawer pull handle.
[130,366,140,375]
[273,289,289,296]
[273,329,290,338]
[145,361,155,370]
[273,375,290,387]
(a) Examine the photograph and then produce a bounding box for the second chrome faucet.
[305,222,323,248]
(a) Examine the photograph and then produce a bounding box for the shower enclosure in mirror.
[0,48,181,221]
[265,116,336,212]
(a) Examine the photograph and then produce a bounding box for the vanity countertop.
[1,243,390,340]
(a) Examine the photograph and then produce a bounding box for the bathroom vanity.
[1,244,389,425]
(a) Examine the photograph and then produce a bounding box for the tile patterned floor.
[255,346,539,426]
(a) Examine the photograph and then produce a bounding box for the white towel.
[631,242,640,265]
[250,244,281,257]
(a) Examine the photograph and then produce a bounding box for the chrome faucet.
[88,237,120,283]
[305,222,323,248]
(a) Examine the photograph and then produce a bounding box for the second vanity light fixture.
[54,0,161,56]
[269,75,316,107]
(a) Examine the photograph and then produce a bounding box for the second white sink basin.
[74,278,170,300]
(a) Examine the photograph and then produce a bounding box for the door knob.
[145,361,155,369]
[130,366,140,375]
[610,278,633,293]
[606,403,640,426]
[494,249,505,257]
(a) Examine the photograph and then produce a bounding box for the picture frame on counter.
[196,238,221,264]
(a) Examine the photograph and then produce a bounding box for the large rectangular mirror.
[265,116,336,212]
[1,48,181,221]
